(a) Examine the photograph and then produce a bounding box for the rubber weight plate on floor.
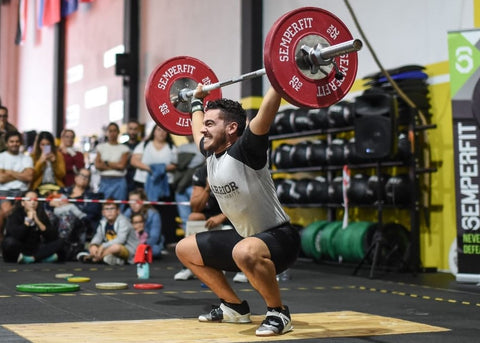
[95,282,129,290]
[133,283,164,290]
[55,273,74,279]
[67,276,91,283]
[16,283,80,293]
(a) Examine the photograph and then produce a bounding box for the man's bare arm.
[248,87,282,136]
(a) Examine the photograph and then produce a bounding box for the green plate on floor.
[16,283,80,293]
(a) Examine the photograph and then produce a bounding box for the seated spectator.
[59,129,85,187]
[31,131,66,195]
[1,190,64,264]
[47,168,103,260]
[131,213,148,244]
[77,201,138,265]
[123,188,164,259]
[0,131,34,245]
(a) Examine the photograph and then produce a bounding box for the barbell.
[145,7,363,136]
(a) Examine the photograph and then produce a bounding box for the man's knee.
[175,236,200,262]
[233,239,269,266]
[175,237,190,257]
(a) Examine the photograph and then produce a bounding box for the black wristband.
[191,99,204,113]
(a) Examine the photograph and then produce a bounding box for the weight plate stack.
[300,220,330,260]
[333,221,376,262]
[319,221,343,260]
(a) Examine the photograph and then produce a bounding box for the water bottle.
[137,263,150,279]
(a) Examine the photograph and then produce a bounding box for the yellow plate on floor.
[67,276,90,283]
[55,273,74,279]
[95,282,128,290]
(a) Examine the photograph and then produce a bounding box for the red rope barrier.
[0,196,190,206]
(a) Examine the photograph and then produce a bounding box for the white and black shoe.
[232,272,248,283]
[255,306,293,336]
[198,300,251,323]
[174,268,195,281]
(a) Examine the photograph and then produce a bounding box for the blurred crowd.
[0,105,207,268]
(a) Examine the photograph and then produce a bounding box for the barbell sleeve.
[319,39,362,60]
[178,38,362,102]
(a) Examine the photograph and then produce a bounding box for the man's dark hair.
[5,130,22,144]
[206,99,247,136]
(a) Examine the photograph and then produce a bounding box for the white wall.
[139,0,242,126]
[263,0,474,77]
[138,0,475,126]
[16,3,56,132]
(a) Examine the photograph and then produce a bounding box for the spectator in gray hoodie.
[78,200,138,265]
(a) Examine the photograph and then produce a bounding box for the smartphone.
[43,145,51,154]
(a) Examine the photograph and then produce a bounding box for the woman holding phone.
[30,131,66,195]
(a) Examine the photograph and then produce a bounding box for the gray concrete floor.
[0,251,479,342]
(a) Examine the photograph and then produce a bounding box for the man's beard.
[205,133,228,152]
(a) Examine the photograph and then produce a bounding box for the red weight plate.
[145,56,222,136]
[133,283,164,290]
[264,7,358,108]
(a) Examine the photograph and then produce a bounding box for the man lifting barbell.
[175,84,299,336]
[145,7,363,336]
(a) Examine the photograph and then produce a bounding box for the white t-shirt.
[133,141,177,184]
[96,142,130,177]
[0,151,34,191]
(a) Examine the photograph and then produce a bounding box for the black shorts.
[195,223,300,274]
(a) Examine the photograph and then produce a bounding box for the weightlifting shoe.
[198,300,251,323]
[255,306,293,336]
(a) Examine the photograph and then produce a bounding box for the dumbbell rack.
[269,117,436,278]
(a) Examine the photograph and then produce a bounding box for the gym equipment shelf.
[269,108,436,278]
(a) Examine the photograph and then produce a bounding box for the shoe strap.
[261,310,289,331]
[208,306,224,321]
